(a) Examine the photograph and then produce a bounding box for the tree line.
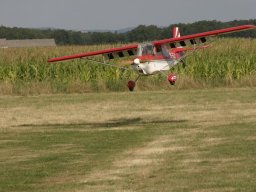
[1,20,256,45]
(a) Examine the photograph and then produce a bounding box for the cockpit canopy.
[137,43,156,56]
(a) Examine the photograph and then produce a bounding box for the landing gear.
[127,80,136,91]
[167,74,177,85]
[127,75,141,91]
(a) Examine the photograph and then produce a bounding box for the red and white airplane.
[48,25,255,91]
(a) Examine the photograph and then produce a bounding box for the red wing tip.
[48,58,65,63]
[48,57,70,62]
[48,58,56,63]
[243,25,256,29]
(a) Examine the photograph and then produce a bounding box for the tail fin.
[173,27,181,38]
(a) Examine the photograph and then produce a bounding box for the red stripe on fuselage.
[137,48,187,62]
[137,55,166,62]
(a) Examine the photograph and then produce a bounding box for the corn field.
[0,38,256,94]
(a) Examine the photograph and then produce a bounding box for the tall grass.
[0,38,256,94]
[179,38,256,85]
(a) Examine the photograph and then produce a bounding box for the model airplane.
[48,25,256,91]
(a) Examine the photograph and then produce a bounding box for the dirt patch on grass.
[246,136,256,141]
[83,134,188,185]
[192,188,236,192]
[202,137,228,147]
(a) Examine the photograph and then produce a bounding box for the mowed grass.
[0,88,256,192]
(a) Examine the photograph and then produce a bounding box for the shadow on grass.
[16,118,187,130]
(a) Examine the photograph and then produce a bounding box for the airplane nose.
[131,59,144,74]
[133,58,140,65]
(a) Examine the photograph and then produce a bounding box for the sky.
[0,0,255,30]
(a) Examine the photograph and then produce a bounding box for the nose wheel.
[127,75,141,91]
[127,80,136,91]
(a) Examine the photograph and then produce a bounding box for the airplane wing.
[153,25,256,48]
[48,25,255,63]
[48,44,138,62]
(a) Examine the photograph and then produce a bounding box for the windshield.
[137,43,155,56]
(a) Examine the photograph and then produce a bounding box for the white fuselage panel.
[132,59,178,75]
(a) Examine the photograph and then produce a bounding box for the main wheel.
[167,74,177,85]
[127,80,136,91]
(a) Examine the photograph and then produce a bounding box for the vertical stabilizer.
[173,27,181,38]
[171,27,184,59]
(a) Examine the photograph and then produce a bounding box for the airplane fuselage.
[132,42,181,75]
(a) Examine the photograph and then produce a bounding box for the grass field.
[0,87,256,191]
